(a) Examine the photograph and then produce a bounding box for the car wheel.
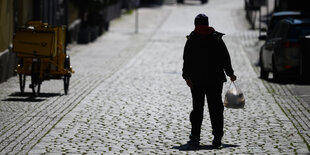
[259,52,268,79]
[260,62,269,79]
[201,0,208,4]
[272,56,280,81]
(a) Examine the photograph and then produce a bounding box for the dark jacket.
[182,28,234,84]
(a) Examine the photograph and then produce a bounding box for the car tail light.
[284,65,292,69]
[283,41,299,48]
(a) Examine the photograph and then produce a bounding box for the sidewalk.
[0,0,309,154]
[238,2,310,149]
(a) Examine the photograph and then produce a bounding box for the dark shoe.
[189,134,200,142]
[178,140,200,150]
[212,138,222,148]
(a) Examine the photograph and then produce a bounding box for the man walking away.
[181,14,236,149]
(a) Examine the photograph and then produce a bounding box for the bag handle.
[227,81,242,94]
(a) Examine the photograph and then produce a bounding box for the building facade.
[0,0,137,83]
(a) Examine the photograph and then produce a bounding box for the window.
[288,24,310,39]
[274,22,289,38]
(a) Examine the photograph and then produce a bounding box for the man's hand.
[186,80,193,88]
[229,75,237,81]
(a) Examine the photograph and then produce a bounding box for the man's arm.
[182,38,195,86]
[182,39,192,80]
[219,39,237,81]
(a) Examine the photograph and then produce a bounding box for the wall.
[0,0,13,52]
[16,0,33,26]
[0,0,16,83]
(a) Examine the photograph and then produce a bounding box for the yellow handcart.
[13,21,74,96]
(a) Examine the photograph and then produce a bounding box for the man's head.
[194,14,209,26]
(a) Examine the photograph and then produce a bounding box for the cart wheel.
[19,74,26,94]
[63,76,70,95]
[64,55,71,95]
[31,60,41,96]
[31,82,41,97]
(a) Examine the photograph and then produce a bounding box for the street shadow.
[9,92,61,97]
[172,143,240,151]
[2,97,45,102]
[139,3,163,8]
[2,92,61,102]
[178,2,206,6]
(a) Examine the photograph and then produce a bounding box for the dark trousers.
[190,82,224,141]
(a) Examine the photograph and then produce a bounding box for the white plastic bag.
[224,82,245,109]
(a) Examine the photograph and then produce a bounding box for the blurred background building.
[0,0,308,83]
[0,0,160,83]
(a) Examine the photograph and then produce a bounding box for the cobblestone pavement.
[1,0,309,154]
[0,7,171,154]
[241,31,310,153]
[236,8,310,151]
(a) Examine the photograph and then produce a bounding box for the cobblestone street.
[0,0,309,154]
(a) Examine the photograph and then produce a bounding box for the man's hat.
[194,14,209,26]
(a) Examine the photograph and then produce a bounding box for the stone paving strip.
[0,7,171,154]
[29,0,308,154]
[262,81,310,149]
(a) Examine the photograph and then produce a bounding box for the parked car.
[264,11,310,37]
[259,18,310,80]
[177,0,208,4]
